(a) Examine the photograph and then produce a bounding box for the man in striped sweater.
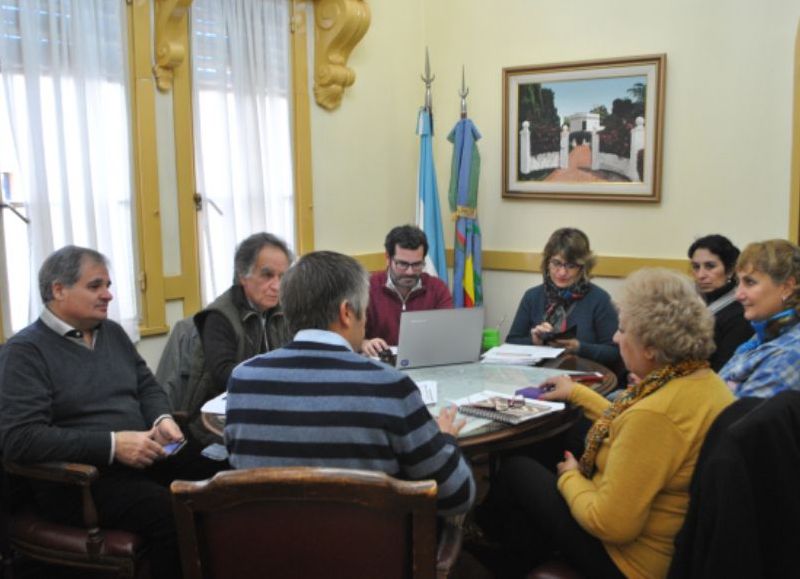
[225,250,475,516]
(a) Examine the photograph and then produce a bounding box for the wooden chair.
[171,466,461,579]
[3,461,149,578]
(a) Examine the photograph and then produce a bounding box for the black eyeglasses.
[392,259,425,271]
[495,396,526,411]
[473,396,526,411]
[549,258,582,272]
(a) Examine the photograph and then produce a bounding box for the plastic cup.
[482,328,500,350]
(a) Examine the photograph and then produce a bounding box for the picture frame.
[503,54,666,202]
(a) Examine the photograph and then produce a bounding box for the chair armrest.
[436,514,465,579]
[4,461,102,539]
[4,461,98,487]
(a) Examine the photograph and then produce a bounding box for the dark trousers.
[34,439,227,579]
[477,455,624,579]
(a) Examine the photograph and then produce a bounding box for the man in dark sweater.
[225,250,475,516]
[0,245,223,579]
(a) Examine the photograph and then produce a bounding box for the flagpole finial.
[421,47,435,111]
[459,65,469,119]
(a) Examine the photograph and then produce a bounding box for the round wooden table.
[452,354,616,458]
[201,354,616,456]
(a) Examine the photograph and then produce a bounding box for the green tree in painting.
[519,84,560,126]
[598,81,646,158]
[627,82,646,104]
[590,104,609,124]
[518,83,560,155]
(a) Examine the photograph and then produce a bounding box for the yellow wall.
[311,0,426,254]
[300,0,800,340]
[140,0,800,364]
[313,0,800,257]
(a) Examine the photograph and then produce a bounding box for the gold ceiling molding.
[312,0,370,110]
[153,0,193,92]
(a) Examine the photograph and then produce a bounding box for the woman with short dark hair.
[506,228,619,366]
[687,234,752,370]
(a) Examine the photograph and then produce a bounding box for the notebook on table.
[395,307,485,369]
[456,390,565,425]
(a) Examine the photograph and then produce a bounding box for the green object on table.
[482,328,500,350]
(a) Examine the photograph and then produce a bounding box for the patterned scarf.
[735,306,800,355]
[578,359,709,478]
[543,273,590,332]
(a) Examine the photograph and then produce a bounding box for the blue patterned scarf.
[735,307,800,354]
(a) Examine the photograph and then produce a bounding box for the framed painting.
[503,54,666,202]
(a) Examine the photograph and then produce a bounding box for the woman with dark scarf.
[476,269,733,578]
[720,239,800,398]
[506,228,620,366]
[688,234,753,371]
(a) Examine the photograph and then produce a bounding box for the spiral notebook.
[456,390,565,425]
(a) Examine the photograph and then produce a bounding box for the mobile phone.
[540,325,578,344]
[514,385,555,399]
[163,439,187,456]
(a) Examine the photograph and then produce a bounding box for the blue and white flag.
[416,108,448,283]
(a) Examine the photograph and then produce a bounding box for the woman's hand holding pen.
[538,374,578,402]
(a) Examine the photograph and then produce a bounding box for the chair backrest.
[171,467,438,579]
[154,317,199,411]
[668,392,800,578]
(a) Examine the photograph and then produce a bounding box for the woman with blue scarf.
[506,228,620,366]
[720,239,800,398]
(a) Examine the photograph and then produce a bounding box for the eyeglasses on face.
[392,259,425,271]
[549,258,582,272]
[495,396,526,411]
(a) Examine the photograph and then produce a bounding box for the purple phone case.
[515,386,547,400]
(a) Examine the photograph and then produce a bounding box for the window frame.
[0,0,147,341]
[139,0,314,328]
[0,0,315,342]
[129,0,169,336]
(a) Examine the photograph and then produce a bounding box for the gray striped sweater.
[225,338,476,516]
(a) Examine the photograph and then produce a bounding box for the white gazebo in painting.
[565,112,602,133]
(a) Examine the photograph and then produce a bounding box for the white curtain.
[191,0,294,303]
[0,0,138,338]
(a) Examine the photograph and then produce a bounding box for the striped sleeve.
[389,377,476,516]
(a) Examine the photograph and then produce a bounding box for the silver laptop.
[395,307,485,369]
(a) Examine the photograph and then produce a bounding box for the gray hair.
[280,251,369,334]
[233,232,293,283]
[39,245,108,303]
[617,268,715,365]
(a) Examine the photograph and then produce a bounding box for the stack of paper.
[481,343,564,366]
[415,380,438,405]
[201,392,227,415]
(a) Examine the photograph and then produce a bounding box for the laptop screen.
[395,307,485,369]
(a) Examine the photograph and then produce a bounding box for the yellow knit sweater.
[558,369,734,579]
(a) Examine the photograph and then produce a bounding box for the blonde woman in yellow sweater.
[480,269,733,578]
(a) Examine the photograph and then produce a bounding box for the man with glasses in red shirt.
[362,225,453,357]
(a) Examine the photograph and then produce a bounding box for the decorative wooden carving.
[313,0,370,110]
[153,0,193,92]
